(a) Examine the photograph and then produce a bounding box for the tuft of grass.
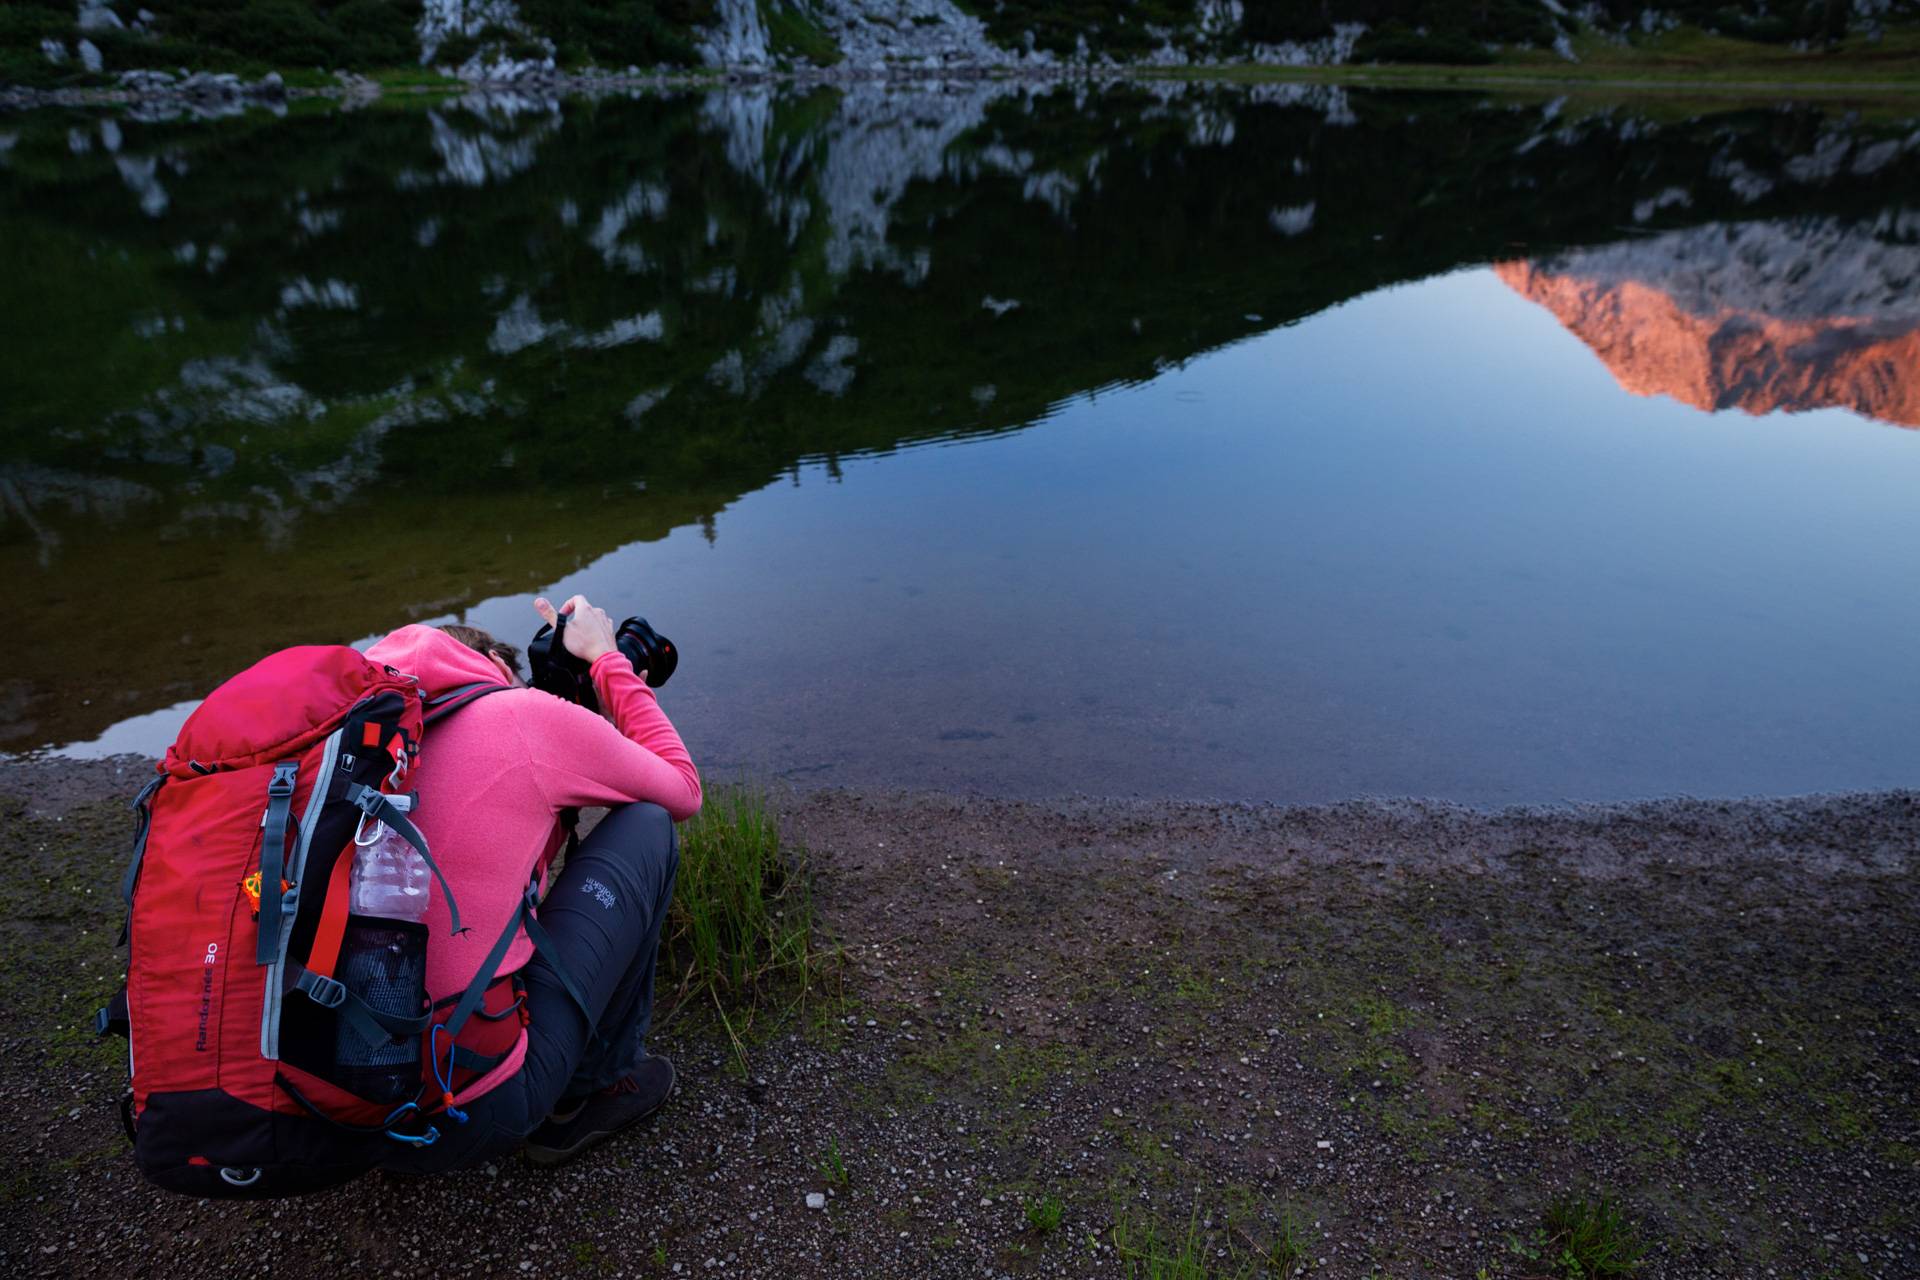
[1112,1205,1274,1280]
[663,784,836,1063]
[1543,1195,1647,1277]
[1268,1205,1313,1277]
[1111,1199,1315,1279]
[1112,1207,1219,1280]
[1027,1193,1065,1233]
[816,1136,849,1187]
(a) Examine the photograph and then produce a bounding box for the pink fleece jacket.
[363,624,701,1096]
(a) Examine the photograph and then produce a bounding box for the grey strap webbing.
[519,895,598,1029]
[116,775,165,947]
[255,763,298,964]
[344,783,464,937]
[441,876,595,1045]
[449,1044,511,1073]
[440,883,534,1043]
[295,965,433,1040]
[338,986,433,1043]
[424,681,512,726]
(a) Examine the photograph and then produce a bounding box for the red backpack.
[97,644,580,1198]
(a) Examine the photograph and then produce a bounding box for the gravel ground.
[1,758,1914,1278]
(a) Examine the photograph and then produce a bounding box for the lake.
[4,81,1918,804]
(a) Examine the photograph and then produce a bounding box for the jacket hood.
[365,623,509,700]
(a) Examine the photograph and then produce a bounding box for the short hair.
[440,623,524,680]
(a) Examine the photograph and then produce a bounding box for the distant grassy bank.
[1156,27,1920,93]
[11,43,1920,104]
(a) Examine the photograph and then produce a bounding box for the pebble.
[804,1192,826,1211]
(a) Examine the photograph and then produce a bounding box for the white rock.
[697,0,772,67]
[78,2,124,32]
[77,38,103,72]
[417,0,526,65]
[805,1191,826,1210]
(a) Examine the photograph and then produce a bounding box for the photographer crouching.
[364,593,700,1173]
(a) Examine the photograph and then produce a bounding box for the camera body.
[528,612,677,711]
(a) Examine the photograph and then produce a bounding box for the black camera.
[528,611,677,711]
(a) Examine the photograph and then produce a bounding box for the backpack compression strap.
[116,774,165,947]
[255,763,299,964]
[302,847,360,984]
[299,784,465,987]
[343,784,463,935]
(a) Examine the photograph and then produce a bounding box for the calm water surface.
[5,84,1918,804]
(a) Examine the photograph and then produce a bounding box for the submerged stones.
[117,69,174,91]
[43,68,293,118]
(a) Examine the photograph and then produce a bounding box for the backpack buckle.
[296,969,348,1009]
[267,763,297,799]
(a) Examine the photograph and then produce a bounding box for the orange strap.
[305,850,358,979]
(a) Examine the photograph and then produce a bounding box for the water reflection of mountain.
[1498,218,1920,427]
[2,85,1917,749]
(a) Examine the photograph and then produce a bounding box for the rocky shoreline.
[1,756,1915,1277]
[0,60,1112,115]
[1,65,326,115]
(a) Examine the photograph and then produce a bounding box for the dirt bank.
[1,757,1914,1278]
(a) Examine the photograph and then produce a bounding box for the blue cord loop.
[431,1024,469,1124]
[385,1125,440,1147]
[382,1100,440,1146]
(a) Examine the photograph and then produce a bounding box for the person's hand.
[534,595,617,664]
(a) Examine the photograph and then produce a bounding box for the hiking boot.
[523,1055,675,1167]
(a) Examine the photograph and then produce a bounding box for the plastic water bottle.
[349,804,430,922]
[335,794,429,1102]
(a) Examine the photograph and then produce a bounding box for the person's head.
[440,624,525,687]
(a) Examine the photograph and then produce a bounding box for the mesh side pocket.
[332,918,426,1105]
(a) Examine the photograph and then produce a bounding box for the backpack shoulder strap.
[423,682,514,727]
[430,875,597,1115]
